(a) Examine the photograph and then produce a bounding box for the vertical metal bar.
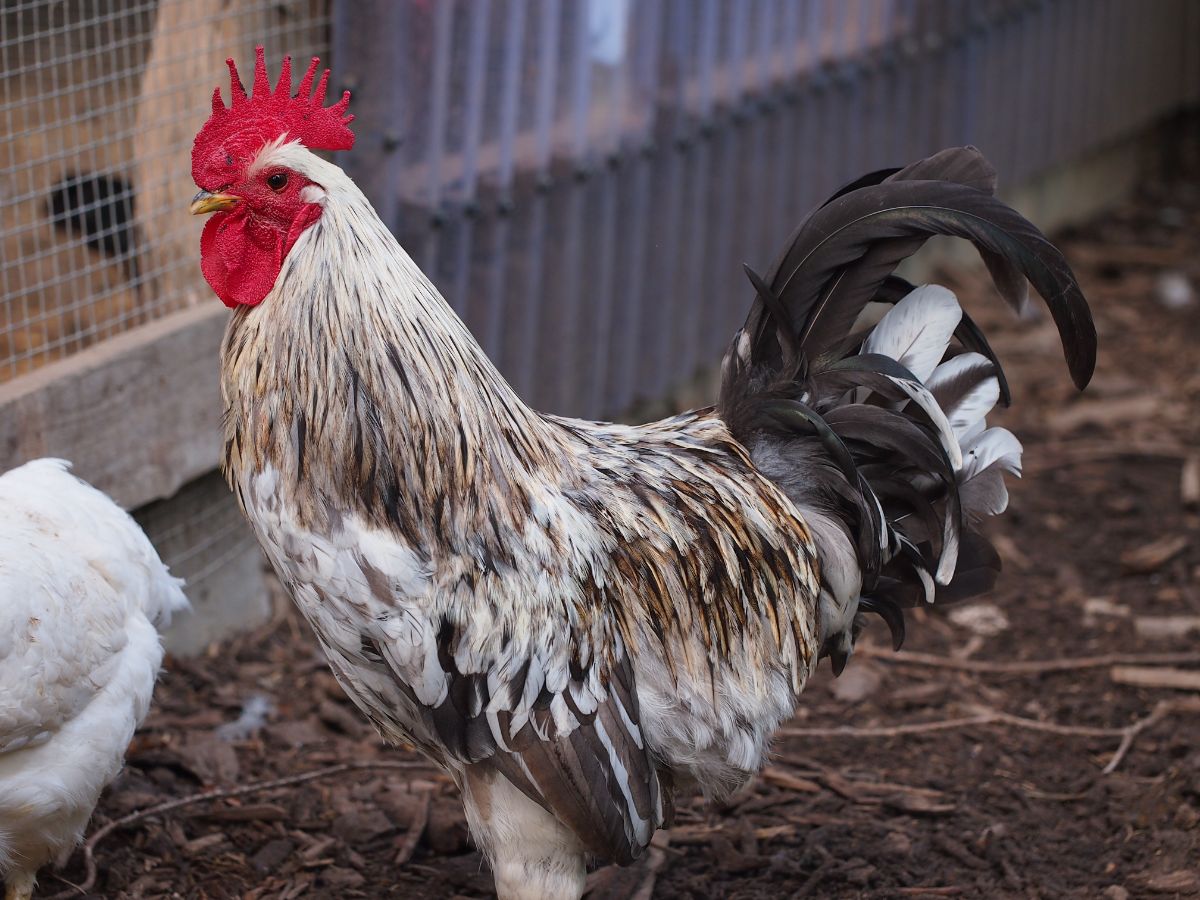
[778,0,802,81]
[756,0,777,92]
[634,0,665,136]
[654,159,687,393]
[828,0,850,184]
[496,0,528,203]
[697,0,719,118]
[557,182,586,412]
[729,0,750,100]
[616,151,652,411]
[449,216,474,319]
[614,0,663,411]
[483,214,510,365]
[961,1,981,145]
[533,0,563,180]
[892,0,915,163]
[680,129,710,382]
[331,0,406,231]
[1013,2,1035,181]
[1050,0,1067,167]
[459,0,492,205]
[770,0,800,244]
[590,170,620,418]
[516,195,548,402]
[568,0,593,169]
[424,0,455,213]
[1090,0,1107,147]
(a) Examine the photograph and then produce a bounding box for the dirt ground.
[36,173,1200,899]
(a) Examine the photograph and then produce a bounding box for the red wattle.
[200,205,322,308]
[201,212,282,308]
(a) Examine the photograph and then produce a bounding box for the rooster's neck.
[220,176,561,537]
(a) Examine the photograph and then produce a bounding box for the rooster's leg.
[459,769,587,900]
[4,868,36,900]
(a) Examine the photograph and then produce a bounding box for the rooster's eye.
[267,172,288,192]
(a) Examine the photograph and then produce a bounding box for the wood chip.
[1134,615,1200,640]
[1110,666,1200,691]
[883,792,957,816]
[1182,454,1200,509]
[760,768,821,794]
[393,790,430,866]
[1137,869,1200,893]
[183,832,229,853]
[1120,535,1190,574]
[195,803,288,822]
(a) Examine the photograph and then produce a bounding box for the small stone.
[1102,886,1129,900]
[1154,270,1195,310]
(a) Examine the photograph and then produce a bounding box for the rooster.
[0,459,188,900]
[191,50,1095,899]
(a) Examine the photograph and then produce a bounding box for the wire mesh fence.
[0,0,327,380]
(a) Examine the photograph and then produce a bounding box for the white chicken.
[0,459,188,900]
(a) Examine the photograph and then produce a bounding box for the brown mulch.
[36,176,1200,900]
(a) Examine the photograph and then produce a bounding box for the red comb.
[192,46,354,187]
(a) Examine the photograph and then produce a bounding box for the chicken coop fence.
[2,0,1198,616]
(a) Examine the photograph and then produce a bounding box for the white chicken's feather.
[0,459,187,891]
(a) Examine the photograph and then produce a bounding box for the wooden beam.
[0,305,228,510]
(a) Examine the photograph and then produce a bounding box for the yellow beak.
[190,190,239,215]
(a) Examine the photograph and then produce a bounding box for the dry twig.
[392,788,432,866]
[47,760,432,898]
[873,649,1200,675]
[779,699,1200,776]
[631,832,671,900]
[1111,665,1200,691]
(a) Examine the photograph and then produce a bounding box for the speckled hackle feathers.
[191,47,353,189]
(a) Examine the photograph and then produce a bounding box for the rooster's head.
[190,47,355,308]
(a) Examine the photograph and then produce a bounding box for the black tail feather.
[717,147,1094,661]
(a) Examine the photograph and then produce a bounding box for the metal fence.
[3,0,1198,412]
[346,0,1199,418]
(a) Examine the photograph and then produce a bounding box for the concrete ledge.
[0,303,227,510]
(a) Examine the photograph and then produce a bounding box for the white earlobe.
[300,185,327,205]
